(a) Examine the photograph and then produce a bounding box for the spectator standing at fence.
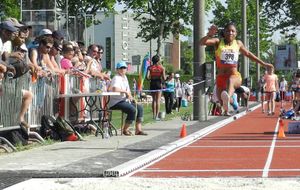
[164,72,175,114]
[27,28,52,50]
[85,44,109,80]
[49,40,66,75]
[146,54,166,120]
[0,20,18,95]
[29,35,54,78]
[60,43,75,70]
[109,61,147,136]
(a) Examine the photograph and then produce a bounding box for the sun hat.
[5,18,24,28]
[0,21,18,32]
[116,61,127,69]
[52,30,64,40]
[39,29,52,36]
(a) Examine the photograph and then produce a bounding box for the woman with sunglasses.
[109,61,147,136]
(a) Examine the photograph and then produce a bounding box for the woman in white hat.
[109,61,147,136]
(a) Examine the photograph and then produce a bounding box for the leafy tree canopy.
[0,0,20,19]
[261,0,300,38]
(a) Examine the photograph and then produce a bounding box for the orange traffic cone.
[180,124,187,138]
[278,119,286,138]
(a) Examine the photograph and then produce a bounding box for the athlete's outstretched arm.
[238,40,273,69]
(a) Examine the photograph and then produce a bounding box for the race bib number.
[221,51,238,64]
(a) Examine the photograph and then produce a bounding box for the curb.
[103,104,261,177]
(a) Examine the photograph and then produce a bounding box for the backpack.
[40,115,78,141]
[40,115,60,140]
[6,130,28,146]
[54,116,78,141]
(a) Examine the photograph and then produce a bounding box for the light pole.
[256,0,261,101]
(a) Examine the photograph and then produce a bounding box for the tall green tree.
[0,0,20,20]
[210,0,272,77]
[261,0,300,38]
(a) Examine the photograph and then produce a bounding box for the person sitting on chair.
[108,61,147,136]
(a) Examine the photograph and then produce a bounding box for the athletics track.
[128,102,300,178]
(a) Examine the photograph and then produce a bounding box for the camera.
[6,71,15,79]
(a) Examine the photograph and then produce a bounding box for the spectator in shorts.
[264,66,279,115]
[109,61,147,136]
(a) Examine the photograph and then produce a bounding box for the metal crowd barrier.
[0,73,103,129]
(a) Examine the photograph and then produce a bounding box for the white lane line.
[140,168,300,172]
[262,118,280,178]
[187,145,300,148]
[198,140,300,142]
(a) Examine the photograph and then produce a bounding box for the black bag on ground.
[54,116,77,141]
[6,130,28,146]
[40,115,60,140]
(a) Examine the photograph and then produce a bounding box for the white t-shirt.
[85,55,102,72]
[3,41,12,53]
[109,74,130,108]
[280,80,288,91]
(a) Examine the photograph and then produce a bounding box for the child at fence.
[264,66,279,115]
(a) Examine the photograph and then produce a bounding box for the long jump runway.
[131,103,300,178]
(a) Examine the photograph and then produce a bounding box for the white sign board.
[275,44,297,70]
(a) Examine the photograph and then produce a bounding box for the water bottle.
[103,122,109,139]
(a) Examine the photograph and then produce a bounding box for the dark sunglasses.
[119,67,127,69]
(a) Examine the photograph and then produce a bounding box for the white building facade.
[89,12,180,72]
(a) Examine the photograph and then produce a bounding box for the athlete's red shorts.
[216,71,242,91]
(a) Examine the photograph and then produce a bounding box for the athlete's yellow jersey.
[215,39,240,69]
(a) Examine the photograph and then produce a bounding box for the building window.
[164,42,172,64]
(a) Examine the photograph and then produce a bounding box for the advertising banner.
[275,44,297,70]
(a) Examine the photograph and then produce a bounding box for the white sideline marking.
[187,145,300,148]
[262,118,280,178]
[140,168,300,172]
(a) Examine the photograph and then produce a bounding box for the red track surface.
[133,102,300,178]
